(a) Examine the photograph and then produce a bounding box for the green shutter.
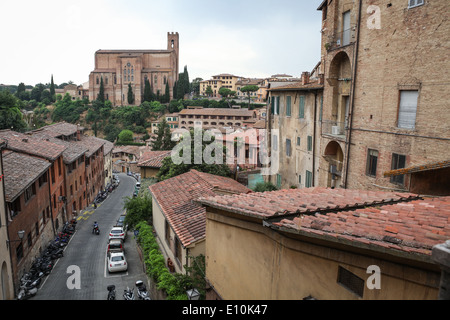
[299,96,305,119]
[307,135,312,151]
[286,96,291,116]
[276,96,280,115]
[306,170,312,188]
[276,174,282,189]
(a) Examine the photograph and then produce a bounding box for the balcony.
[325,25,357,51]
[322,120,346,140]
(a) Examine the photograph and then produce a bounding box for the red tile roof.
[149,169,251,247]
[196,187,450,258]
[0,130,66,161]
[196,187,417,219]
[2,150,51,201]
[274,196,450,257]
[137,150,171,168]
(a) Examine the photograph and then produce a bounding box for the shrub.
[135,222,188,300]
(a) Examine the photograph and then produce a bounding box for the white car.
[109,226,126,241]
[107,252,128,273]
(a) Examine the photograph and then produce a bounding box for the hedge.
[135,221,188,300]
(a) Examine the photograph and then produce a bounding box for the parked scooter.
[17,284,38,300]
[136,280,151,300]
[135,280,151,300]
[107,285,116,300]
[123,287,135,300]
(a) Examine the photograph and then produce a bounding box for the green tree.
[118,129,134,143]
[240,85,259,107]
[151,119,167,151]
[205,86,213,97]
[253,181,278,192]
[0,90,28,131]
[97,77,105,103]
[50,75,56,102]
[123,195,153,228]
[157,128,231,181]
[143,78,152,102]
[191,77,203,96]
[127,83,135,105]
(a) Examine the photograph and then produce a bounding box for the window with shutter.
[398,90,419,129]
[299,96,305,119]
[305,170,312,188]
[307,136,312,151]
[286,96,291,116]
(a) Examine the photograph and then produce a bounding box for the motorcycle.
[135,280,151,300]
[107,285,116,300]
[123,287,134,300]
[93,225,100,235]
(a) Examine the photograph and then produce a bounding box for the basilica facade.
[89,32,179,106]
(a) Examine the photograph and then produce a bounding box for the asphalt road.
[31,173,151,300]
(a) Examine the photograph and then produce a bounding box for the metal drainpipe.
[344,0,363,189]
[313,90,318,186]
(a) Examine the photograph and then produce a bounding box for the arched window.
[164,75,167,84]
[96,77,99,85]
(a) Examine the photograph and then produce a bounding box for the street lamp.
[186,288,200,300]
[6,230,25,249]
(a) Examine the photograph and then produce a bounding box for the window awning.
[384,160,450,177]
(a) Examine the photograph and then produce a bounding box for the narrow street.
[31,173,151,300]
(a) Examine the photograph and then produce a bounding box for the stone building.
[178,107,258,130]
[317,0,450,194]
[89,32,179,106]
[266,72,324,189]
[198,187,449,300]
[0,139,14,300]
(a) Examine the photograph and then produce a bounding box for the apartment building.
[199,74,241,97]
[317,0,450,195]
[0,139,14,300]
[178,107,258,130]
[267,72,324,189]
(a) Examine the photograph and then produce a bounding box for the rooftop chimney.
[301,72,310,85]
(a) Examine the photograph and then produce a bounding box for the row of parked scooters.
[17,220,77,300]
[107,280,151,300]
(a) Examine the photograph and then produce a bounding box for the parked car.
[109,226,126,241]
[115,215,128,233]
[107,238,124,254]
[107,252,128,273]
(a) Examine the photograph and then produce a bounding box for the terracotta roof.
[137,150,171,168]
[0,130,66,161]
[149,169,251,247]
[2,150,51,201]
[197,187,418,219]
[273,196,450,257]
[197,187,450,259]
[269,80,323,92]
[29,131,88,164]
[34,121,84,138]
[179,108,256,117]
[71,135,105,157]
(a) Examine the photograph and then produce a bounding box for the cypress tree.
[144,78,151,102]
[50,75,56,102]
[127,83,134,105]
[97,77,105,103]
[164,84,170,103]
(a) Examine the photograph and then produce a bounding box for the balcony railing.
[322,120,346,139]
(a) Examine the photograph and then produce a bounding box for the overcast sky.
[0,0,323,86]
